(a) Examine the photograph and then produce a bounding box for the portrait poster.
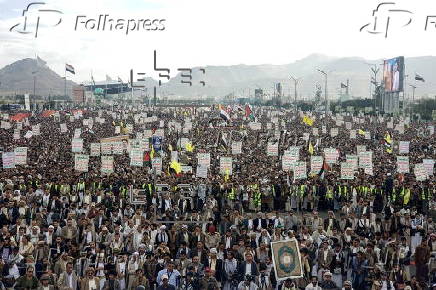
[271,239,303,280]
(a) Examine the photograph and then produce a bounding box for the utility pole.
[317,69,328,118]
[290,76,301,111]
[370,65,379,113]
[409,84,416,121]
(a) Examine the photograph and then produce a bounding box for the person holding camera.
[199,267,220,290]
[238,275,258,290]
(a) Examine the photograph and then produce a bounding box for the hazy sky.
[1,0,436,82]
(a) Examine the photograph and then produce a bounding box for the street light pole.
[317,69,328,117]
[290,76,301,111]
[409,84,416,121]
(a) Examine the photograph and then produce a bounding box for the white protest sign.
[196,165,208,178]
[414,163,428,181]
[74,154,89,172]
[358,151,373,169]
[152,157,162,174]
[101,142,112,155]
[267,142,279,156]
[324,148,339,164]
[90,143,101,156]
[72,138,83,153]
[112,141,124,155]
[101,156,114,174]
[249,122,262,130]
[32,124,40,135]
[399,141,410,154]
[60,123,67,133]
[346,155,358,171]
[350,130,356,139]
[310,156,323,174]
[294,162,307,179]
[130,150,143,167]
[197,153,211,167]
[2,152,15,168]
[341,162,355,180]
[14,147,27,165]
[220,157,233,175]
[423,159,434,176]
[232,142,242,155]
[356,145,366,155]
[397,156,410,173]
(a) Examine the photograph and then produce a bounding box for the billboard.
[383,56,404,92]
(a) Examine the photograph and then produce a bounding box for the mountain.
[1,54,436,99]
[0,57,76,97]
[160,54,436,99]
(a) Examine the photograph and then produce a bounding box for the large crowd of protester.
[0,105,434,290]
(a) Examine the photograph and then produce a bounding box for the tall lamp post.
[409,84,416,120]
[290,76,301,111]
[317,69,328,117]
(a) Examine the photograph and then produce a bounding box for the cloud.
[0,0,436,85]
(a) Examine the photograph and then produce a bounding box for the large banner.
[101,156,114,174]
[271,239,303,280]
[74,154,89,172]
[101,142,112,155]
[112,141,124,155]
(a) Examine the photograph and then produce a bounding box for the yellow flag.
[308,141,314,155]
[224,169,230,182]
[168,144,173,152]
[403,189,411,205]
[170,160,182,174]
[384,133,392,144]
[302,115,314,126]
[185,142,195,152]
[150,147,155,159]
[358,129,366,135]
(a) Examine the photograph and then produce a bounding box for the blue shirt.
[157,269,181,287]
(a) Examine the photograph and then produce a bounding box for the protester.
[0,106,434,290]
